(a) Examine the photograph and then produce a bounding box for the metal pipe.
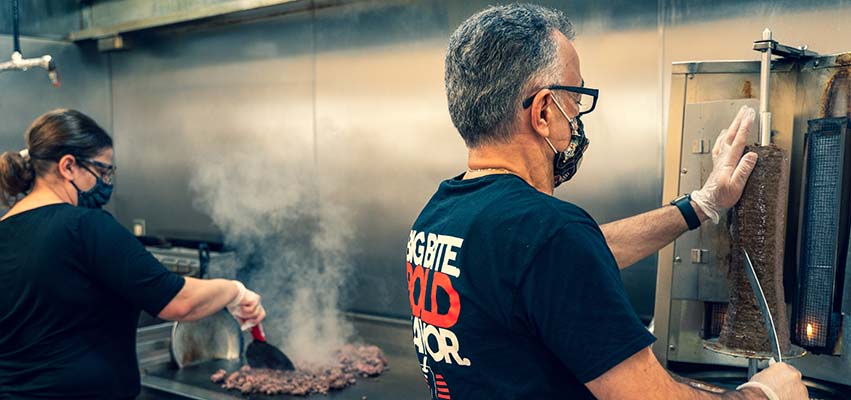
[759,28,772,146]
[0,52,50,72]
[11,0,21,53]
[1,0,61,88]
[0,52,60,87]
[747,358,759,379]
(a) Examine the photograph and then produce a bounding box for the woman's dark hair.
[0,109,112,207]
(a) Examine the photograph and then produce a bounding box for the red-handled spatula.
[246,324,295,370]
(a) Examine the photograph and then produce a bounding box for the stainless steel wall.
[108,9,316,242]
[106,0,663,320]
[0,36,110,166]
[661,0,851,131]
[9,0,847,321]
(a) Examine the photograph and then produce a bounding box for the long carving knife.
[742,248,783,363]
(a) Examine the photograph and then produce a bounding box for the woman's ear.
[56,155,77,181]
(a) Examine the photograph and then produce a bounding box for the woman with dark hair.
[0,109,266,399]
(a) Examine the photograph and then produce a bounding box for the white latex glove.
[739,362,808,400]
[226,280,266,331]
[691,106,759,224]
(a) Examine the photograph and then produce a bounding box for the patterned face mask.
[70,165,114,209]
[544,98,590,188]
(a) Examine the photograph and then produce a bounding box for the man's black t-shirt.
[0,204,185,399]
[406,174,656,399]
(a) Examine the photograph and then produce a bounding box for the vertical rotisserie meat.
[719,144,792,354]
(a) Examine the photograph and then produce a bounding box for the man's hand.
[691,106,759,223]
[743,362,808,400]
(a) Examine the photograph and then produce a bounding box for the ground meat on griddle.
[210,369,227,383]
[337,344,388,376]
[213,344,387,396]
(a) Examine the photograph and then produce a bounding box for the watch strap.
[670,194,701,230]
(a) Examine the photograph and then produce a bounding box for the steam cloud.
[190,136,354,366]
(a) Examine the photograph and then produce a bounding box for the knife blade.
[742,248,782,362]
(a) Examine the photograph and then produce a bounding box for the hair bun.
[0,150,36,207]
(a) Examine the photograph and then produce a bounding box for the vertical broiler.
[654,30,851,395]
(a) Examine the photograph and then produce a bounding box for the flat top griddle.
[142,351,431,400]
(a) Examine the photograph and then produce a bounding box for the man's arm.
[586,347,806,400]
[600,201,708,269]
[600,106,758,269]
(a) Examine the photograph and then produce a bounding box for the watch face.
[672,194,689,205]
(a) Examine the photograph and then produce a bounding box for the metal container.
[171,310,243,368]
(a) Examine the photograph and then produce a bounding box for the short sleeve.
[77,210,185,316]
[515,222,656,383]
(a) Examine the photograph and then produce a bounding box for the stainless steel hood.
[69,0,354,43]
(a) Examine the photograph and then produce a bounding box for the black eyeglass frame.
[522,85,599,117]
[80,158,116,184]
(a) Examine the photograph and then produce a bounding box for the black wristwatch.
[670,193,701,231]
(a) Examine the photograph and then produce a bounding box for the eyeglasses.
[522,85,599,117]
[80,159,116,184]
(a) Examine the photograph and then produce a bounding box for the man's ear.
[530,90,556,139]
[56,155,77,181]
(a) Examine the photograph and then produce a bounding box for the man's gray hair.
[445,4,574,148]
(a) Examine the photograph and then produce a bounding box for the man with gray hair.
[405,3,807,400]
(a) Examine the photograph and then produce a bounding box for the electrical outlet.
[132,219,146,236]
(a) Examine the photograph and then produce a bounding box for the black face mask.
[545,100,590,188]
[71,166,114,209]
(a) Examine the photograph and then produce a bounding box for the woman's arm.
[75,208,265,326]
[158,277,264,325]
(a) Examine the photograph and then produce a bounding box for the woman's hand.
[226,281,266,330]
